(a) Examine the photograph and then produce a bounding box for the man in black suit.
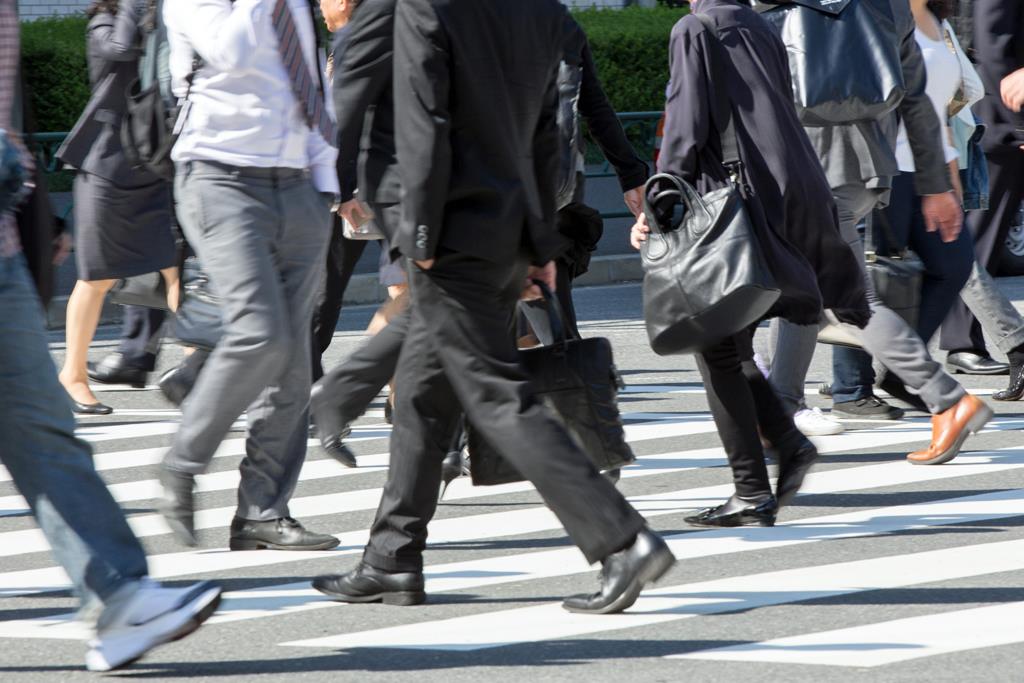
[309,0,409,468]
[312,0,674,615]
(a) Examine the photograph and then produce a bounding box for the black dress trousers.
[118,305,166,371]
[361,250,646,572]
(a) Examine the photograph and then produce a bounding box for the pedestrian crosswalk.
[2,380,1023,675]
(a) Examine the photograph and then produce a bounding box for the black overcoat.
[658,0,870,327]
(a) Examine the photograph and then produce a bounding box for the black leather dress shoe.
[562,528,676,615]
[946,351,1009,376]
[994,364,1024,401]
[309,384,357,468]
[71,399,113,415]
[157,350,209,407]
[685,494,778,528]
[157,466,197,546]
[775,434,819,508]
[878,374,928,413]
[87,353,148,388]
[312,562,425,605]
[229,516,339,551]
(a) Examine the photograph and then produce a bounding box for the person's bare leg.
[161,267,180,312]
[59,279,116,405]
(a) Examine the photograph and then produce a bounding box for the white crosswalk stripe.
[2,382,1023,675]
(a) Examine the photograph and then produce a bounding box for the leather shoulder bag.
[639,14,780,356]
[467,282,635,486]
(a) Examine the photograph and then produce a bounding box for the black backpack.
[121,0,198,181]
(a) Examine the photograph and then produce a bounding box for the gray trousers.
[167,162,330,521]
[769,183,964,415]
[955,260,1024,355]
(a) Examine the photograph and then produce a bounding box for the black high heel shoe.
[71,399,113,415]
[994,363,1024,401]
[439,449,466,500]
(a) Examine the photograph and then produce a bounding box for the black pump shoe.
[439,449,467,500]
[313,562,425,606]
[685,494,778,528]
[71,399,113,415]
[562,528,676,615]
[994,364,1024,401]
[309,384,357,468]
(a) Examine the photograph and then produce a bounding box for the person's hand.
[921,191,963,243]
[52,233,72,266]
[521,261,556,300]
[339,198,373,226]
[414,258,435,271]
[1001,68,1024,112]
[623,186,644,218]
[949,161,964,207]
[630,213,651,250]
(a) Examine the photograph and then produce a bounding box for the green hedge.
[574,6,686,114]
[20,6,684,133]
[21,15,90,133]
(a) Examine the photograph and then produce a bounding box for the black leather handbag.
[109,271,169,310]
[755,0,906,125]
[818,212,923,348]
[172,256,223,351]
[467,284,635,486]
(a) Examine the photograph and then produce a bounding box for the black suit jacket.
[974,0,1024,154]
[394,0,567,265]
[333,0,399,210]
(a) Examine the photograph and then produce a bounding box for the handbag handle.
[526,279,581,351]
[641,172,712,235]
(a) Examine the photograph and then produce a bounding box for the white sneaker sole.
[85,585,222,672]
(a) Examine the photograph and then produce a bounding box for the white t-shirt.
[894,27,961,173]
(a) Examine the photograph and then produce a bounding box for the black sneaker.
[832,395,905,420]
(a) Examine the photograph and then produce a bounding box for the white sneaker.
[86,578,222,672]
[793,407,845,436]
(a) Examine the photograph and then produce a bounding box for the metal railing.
[27,110,664,220]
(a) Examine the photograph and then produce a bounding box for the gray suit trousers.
[166,161,330,521]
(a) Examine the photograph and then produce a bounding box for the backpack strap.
[692,13,742,175]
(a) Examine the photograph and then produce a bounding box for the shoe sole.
[229,537,341,551]
[316,589,426,606]
[795,424,845,436]
[908,404,994,466]
[685,517,776,529]
[947,364,1009,376]
[831,409,905,421]
[563,548,676,616]
[86,585,222,672]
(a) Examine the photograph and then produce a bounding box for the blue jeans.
[0,251,147,613]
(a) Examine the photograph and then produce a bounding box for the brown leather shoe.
[907,394,993,465]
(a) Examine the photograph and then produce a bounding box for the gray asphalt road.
[3,281,1024,682]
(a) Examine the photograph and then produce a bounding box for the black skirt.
[73,171,175,281]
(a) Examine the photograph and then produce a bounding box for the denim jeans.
[0,251,147,614]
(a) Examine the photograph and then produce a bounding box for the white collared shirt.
[164,0,338,192]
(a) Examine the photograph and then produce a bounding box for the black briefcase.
[467,284,635,486]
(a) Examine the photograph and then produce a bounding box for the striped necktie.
[271,0,336,144]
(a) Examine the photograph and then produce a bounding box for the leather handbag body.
[467,284,635,486]
[755,0,906,126]
[640,172,781,356]
[108,271,169,310]
[817,213,923,348]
